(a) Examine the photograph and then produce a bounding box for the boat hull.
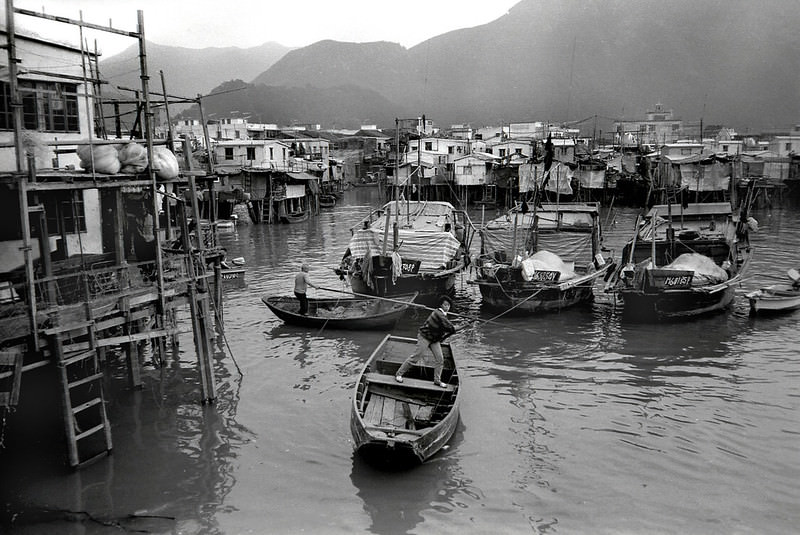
[474,280,595,313]
[747,285,800,315]
[351,335,460,468]
[261,293,417,329]
[347,270,458,306]
[619,285,736,320]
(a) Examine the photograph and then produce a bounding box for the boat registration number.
[531,270,560,282]
[663,275,693,288]
[401,260,421,274]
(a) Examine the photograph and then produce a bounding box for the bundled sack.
[520,250,576,281]
[152,146,180,179]
[118,142,148,174]
[664,253,728,286]
[76,143,121,174]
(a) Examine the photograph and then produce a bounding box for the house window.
[246,147,256,160]
[224,147,234,160]
[448,146,454,154]
[1,80,80,132]
[235,130,241,139]
[786,143,792,151]
[34,191,86,236]
[722,145,729,152]
[282,148,287,160]
[515,148,522,155]
[499,149,506,157]
[425,141,433,151]
[269,147,274,160]
[486,148,492,154]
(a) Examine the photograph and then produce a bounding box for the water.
[1,189,799,534]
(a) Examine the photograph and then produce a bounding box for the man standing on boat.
[294,263,317,315]
[395,295,456,388]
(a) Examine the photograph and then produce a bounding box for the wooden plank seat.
[365,372,455,392]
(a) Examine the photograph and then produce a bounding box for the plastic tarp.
[480,222,593,262]
[284,184,305,199]
[576,167,606,189]
[518,162,573,194]
[663,253,728,286]
[679,160,731,191]
[346,228,462,271]
[520,250,576,281]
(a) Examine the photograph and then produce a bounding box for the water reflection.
[350,421,471,535]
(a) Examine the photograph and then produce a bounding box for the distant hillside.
[100,41,293,100]
[178,80,411,129]
[248,0,800,131]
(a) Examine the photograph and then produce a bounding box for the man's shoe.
[395,375,403,383]
[436,381,447,388]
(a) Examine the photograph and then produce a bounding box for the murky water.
[2,189,799,534]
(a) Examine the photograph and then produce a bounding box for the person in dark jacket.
[395,295,456,387]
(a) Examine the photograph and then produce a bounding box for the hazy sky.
[7,0,520,57]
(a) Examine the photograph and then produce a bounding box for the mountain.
[185,80,411,129]
[99,41,293,100]
[249,0,800,131]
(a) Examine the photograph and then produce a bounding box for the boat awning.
[286,172,319,181]
[646,203,732,218]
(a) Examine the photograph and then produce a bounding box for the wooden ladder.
[47,320,113,468]
[0,345,24,407]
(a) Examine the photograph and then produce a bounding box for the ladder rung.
[76,449,112,469]
[72,397,102,414]
[44,320,94,336]
[67,372,103,389]
[61,350,95,367]
[75,422,105,441]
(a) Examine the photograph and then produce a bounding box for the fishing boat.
[351,334,461,466]
[471,202,612,313]
[335,200,474,305]
[611,202,754,320]
[261,292,417,329]
[746,269,800,315]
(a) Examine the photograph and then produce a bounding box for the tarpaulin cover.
[679,161,731,191]
[664,253,728,286]
[284,184,305,199]
[480,220,593,262]
[577,168,606,189]
[346,228,462,271]
[518,162,573,193]
[520,251,576,281]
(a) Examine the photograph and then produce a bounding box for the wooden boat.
[279,209,309,224]
[319,194,336,208]
[747,284,800,315]
[335,200,475,305]
[261,292,417,329]
[746,269,800,314]
[471,202,613,313]
[611,202,753,321]
[220,268,246,289]
[351,334,461,466]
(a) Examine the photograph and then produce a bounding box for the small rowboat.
[746,284,800,315]
[351,334,461,467]
[261,292,417,329]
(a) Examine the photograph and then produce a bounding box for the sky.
[6,0,520,58]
